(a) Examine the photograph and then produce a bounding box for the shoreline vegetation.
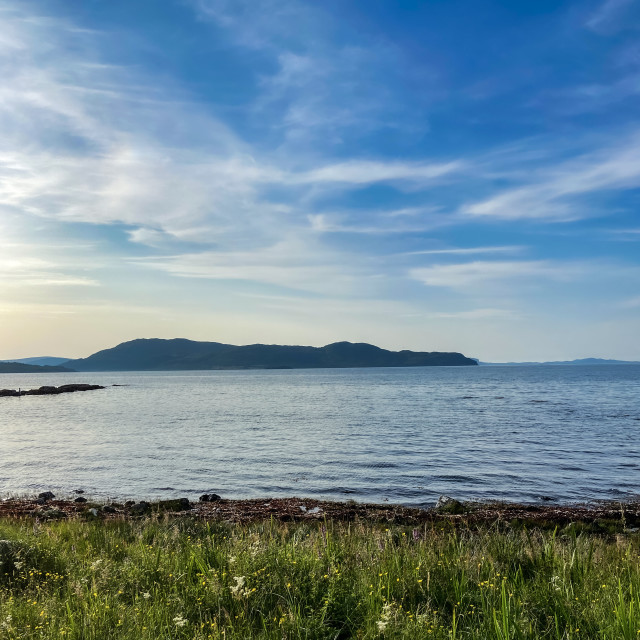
[2,497,640,638]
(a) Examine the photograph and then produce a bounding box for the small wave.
[354,461,399,469]
[433,474,482,485]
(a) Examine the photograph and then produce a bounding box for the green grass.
[1,516,640,638]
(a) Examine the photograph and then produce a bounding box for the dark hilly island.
[63,338,477,372]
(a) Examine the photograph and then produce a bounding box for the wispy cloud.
[462,133,640,220]
[193,0,432,144]
[0,256,98,288]
[308,213,438,235]
[426,308,516,320]
[409,260,580,291]
[585,0,636,33]
[130,235,385,297]
[295,160,462,186]
[400,245,524,256]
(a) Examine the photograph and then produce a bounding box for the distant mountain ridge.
[0,357,71,367]
[0,362,74,374]
[479,358,640,366]
[63,338,478,371]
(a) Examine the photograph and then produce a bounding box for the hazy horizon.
[1,0,639,362]
[1,336,639,364]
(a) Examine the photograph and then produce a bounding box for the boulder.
[38,491,55,502]
[30,386,58,395]
[199,493,222,502]
[74,497,87,503]
[435,495,465,514]
[158,498,192,512]
[129,501,151,515]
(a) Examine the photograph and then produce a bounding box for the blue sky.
[0,0,639,361]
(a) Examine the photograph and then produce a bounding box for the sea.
[1,365,639,506]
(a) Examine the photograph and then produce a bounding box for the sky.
[0,0,639,362]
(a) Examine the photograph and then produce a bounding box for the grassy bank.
[1,514,640,639]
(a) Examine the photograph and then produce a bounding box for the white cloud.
[297,160,462,186]
[462,134,640,220]
[308,213,439,235]
[130,235,385,297]
[409,260,577,291]
[426,308,516,320]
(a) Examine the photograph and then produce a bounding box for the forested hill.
[63,338,478,371]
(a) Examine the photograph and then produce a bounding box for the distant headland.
[1,338,477,372]
[64,338,478,371]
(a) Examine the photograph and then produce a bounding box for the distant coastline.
[0,362,73,374]
[477,357,640,366]
[3,343,639,373]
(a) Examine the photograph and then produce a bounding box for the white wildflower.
[230,576,246,595]
[376,603,395,632]
[142,592,151,599]
[173,615,187,627]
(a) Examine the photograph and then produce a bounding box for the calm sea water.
[1,365,639,506]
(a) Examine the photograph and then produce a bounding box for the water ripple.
[1,365,639,505]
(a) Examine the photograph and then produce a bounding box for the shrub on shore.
[0,516,639,638]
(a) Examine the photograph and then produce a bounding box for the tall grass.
[0,516,639,638]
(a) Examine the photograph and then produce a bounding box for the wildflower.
[173,615,188,628]
[230,576,246,595]
[377,603,395,632]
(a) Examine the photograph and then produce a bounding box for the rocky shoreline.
[0,383,105,397]
[1,494,639,530]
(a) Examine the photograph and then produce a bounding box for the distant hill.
[64,338,478,371]
[547,358,640,365]
[479,358,640,366]
[0,357,71,367]
[0,362,74,374]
